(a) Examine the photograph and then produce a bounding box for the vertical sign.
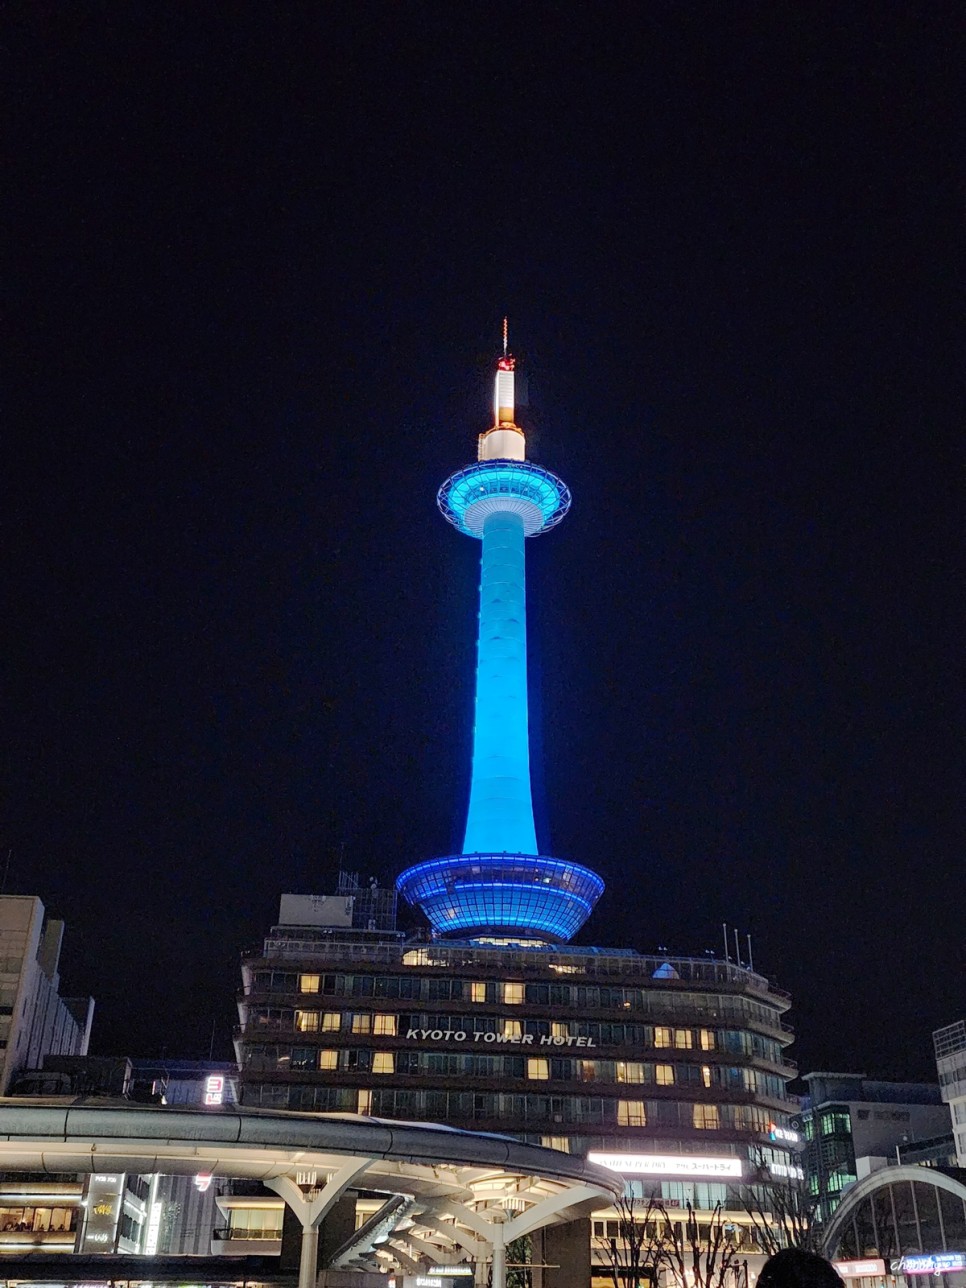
[204,1074,224,1105]
[79,1173,124,1252]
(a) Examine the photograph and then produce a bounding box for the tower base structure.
[396,853,604,943]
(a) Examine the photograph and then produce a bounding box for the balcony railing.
[244,939,790,1002]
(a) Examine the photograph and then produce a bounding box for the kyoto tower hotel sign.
[397,327,604,942]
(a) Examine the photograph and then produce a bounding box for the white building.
[934,1019,966,1165]
[0,896,93,1094]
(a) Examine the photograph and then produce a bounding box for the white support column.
[266,1158,375,1288]
[299,1226,320,1288]
[491,1220,506,1288]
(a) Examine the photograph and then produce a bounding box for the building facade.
[0,896,93,1095]
[934,1020,966,1166]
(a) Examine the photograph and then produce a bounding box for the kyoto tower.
[397,326,604,942]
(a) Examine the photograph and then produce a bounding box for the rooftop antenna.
[502,315,508,358]
[722,923,730,964]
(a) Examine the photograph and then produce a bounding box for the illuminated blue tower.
[397,328,604,943]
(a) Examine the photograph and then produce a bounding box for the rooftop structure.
[397,329,602,943]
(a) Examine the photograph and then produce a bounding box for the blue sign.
[896,1253,966,1275]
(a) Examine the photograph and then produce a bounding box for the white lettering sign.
[588,1152,743,1179]
[403,1026,594,1047]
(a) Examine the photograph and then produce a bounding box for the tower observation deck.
[397,329,604,943]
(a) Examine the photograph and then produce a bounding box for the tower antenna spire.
[502,315,508,358]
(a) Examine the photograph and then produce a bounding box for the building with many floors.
[799,1073,952,1222]
[935,1021,966,1166]
[0,896,93,1094]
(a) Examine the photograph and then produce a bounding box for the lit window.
[654,1027,672,1048]
[616,1061,644,1084]
[617,1100,647,1126]
[702,1065,713,1088]
[502,1020,523,1039]
[527,1058,550,1080]
[295,1011,319,1033]
[699,1028,715,1051]
[693,1104,720,1130]
[656,1064,675,1086]
[373,1014,397,1036]
[351,1014,372,1034]
[372,1052,395,1074]
[578,1060,597,1082]
[357,1090,372,1115]
[318,1050,338,1071]
[471,981,487,1002]
[542,1136,570,1152]
[321,1012,341,1032]
[503,982,524,1005]
[551,1022,570,1039]
[299,974,321,994]
[674,1029,693,1049]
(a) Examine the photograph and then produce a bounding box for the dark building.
[799,1073,951,1222]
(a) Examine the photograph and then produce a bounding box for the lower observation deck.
[396,853,605,943]
[438,460,571,537]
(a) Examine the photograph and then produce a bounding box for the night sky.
[5,6,962,1079]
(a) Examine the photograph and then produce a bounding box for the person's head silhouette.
[758,1249,844,1288]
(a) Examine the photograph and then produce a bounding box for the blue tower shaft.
[462,510,539,856]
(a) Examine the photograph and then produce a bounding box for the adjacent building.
[0,895,93,1094]
[934,1020,966,1166]
[799,1073,952,1222]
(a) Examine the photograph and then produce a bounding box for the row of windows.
[245,1082,775,1130]
[244,1009,786,1066]
[250,972,786,1030]
[242,1044,788,1098]
[291,1010,711,1050]
[0,1206,77,1233]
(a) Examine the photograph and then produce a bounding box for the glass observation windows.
[527,1058,550,1081]
[503,982,524,1005]
[617,1100,647,1126]
[693,1104,720,1130]
[372,1052,395,1074]
[299,974,321,994]
[318,1050,338,1071]
[372,1013,397,1036]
